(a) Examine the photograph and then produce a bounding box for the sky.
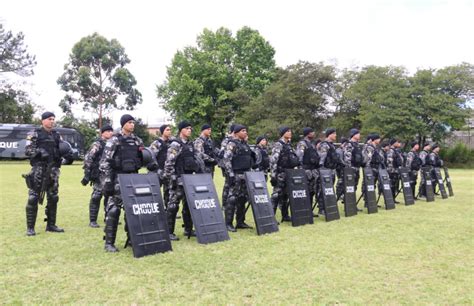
[2,0,473,128]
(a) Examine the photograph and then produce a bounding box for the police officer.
[295,127,319,210]
[222,124,253,231]
[418,143,432,198]
[335,137,348,201]
[163,121,202,241]
[270,126,300,222]
[429,144,443,194]
[362,133,383,202]
[405,141,422,198]
[386,138,404,203]
[81,124,114,227]
[194,124,218,177]
[100,114,147,252]
[24,112,67,236]
[218,124,235,209]
[149,124,174,208]
[252,136,270,181]
[342,128,364,210]
[317,128,341,215]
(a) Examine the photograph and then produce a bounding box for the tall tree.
[0,83,35,123]
[57,33,142,129]
[157,27,276,139]
[0,24,36,76]
[237,61,338,141]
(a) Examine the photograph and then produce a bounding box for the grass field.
[0,162,473,304]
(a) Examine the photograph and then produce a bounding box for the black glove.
[103,181,114,196]
[147,162,159,172]
[270,176,277,187]
[81,177,89,186]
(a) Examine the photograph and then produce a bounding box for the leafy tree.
[237,61,338,141]
[157,27,276,139]
[0,83,36,123]
[57,114,98,150]
[0,24,36,76]
[57,33,142,129]
[133,118,152,146]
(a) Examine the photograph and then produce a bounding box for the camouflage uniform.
[24,127,63,234]
[194,135,217,176]
[163,137,202,237]
[100,131,145,250]
[223,138,253,228]
[429,151,443,193]
[335,143,346,200]
[83,138,107,225]
[362,143,384,201]
[343,141,363,194]
[270,138,300,221]
[252,144,270,180]
[218,134,233,208]
[418,149,432,197]
[386,147,404,199]
[405,150,422,197]
[317,140,340,211]
[296,137,319,208]
[149,136,174,208]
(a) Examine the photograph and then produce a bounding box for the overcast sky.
[2,0,473,127]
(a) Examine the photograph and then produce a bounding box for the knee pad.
[91,190,102,202]
[107,205,121,220]
[48,194,59,204]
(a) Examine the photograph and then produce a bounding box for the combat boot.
[236,222,252,229]
[26,198,38,236]
[45,195,64,233]
[184,229,196,237]
[89,194,101,228]
[169,233,180,241]
[104,206,120,253]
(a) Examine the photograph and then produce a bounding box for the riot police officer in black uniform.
[24,112,70,236]
[418,143,432,198]
[253,136,270,180]
[342,128,364,210]
[387,138,404,203]
[295,128,320,210]
[429,144,443,194]
[194,124,218,177]
[100,114,148,252]
[405,141,422,198]
[81,125,114,227]
[163,121,203,241]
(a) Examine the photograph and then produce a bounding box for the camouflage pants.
[389,171,400,199]
[89,180,108,223]
[221,171,230,209]
[25,166,60,229]
[304,169,320,208]
[271,171,290,219]
[104,179,130,241]
[409,170,418,198]
[225,174,248,225]
[167,183,193,234]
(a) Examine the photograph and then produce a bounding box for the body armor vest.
[156,139,169,170]
[202,137,216,165]
[369,145,382,169]
[31,128,61,166]
[351,141,364,167]
[393,148,403,168]
[302,140,319,169]
[113,134,142,174]
[257,146,270,170]
[175,139,199,175]
[421,150,432,166]
[230,140,253,172]
[277,140,299,169]
[410,152,422,171]
[323,141,339,169]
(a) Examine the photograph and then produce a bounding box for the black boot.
[104,206,120,252]
[45,195,64,233]
[89,194,101,228]
[26,196,38,236]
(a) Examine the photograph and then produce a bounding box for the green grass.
[1,161,473,304]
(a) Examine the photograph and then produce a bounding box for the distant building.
[146,116,174,137]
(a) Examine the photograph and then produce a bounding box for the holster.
[22,173,35,190]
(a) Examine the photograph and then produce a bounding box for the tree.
[237,61,338,141]
[157,27,276,139]
[57,114,98,150]
[133,118,152,146]
[0,24,36,76]
[57,33,142,129]
[0,83,35,123]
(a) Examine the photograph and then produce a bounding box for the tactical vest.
[174,139,199,175]
[421,150,432,166]
[31,128,61,166]
[156,139,169,170]
[202,137,216,165]
[409,152,422,171]
[351,141,364,167]
[258,146,270,170]
[230,140,253,172]
[369,145,382,169]
[90,138,106,180]
[302,140,319,169]
[432,153,442,167]
[322,141,339,169]
[393,148,404,168]
[277,140,300,169]
[113,134,142,174]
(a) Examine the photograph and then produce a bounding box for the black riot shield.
[118,173,172,258]
[378,169,396,210]
[433,167,448,199]
[398,167,414,205]
[363,167,378,214]
[319,169,340,222]
[182,174,230,244]
[443,167,454,196]
[421,166,435,202]
[244,171,279,235]
[343,167,358,217]
[284,169,314,227]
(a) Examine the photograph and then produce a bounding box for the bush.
[440,143,473,165]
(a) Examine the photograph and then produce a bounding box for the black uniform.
[252,144,270,180]
[149,137,173,208]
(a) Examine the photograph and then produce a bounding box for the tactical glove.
[270,176,277,187]
[81,177,89,186]
[104,181,114,196]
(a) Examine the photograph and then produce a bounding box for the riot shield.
[118,173,172,258]
[244,171,279,235]
[398,167,414,205]
[319,169,340,222]
[362,167,378,214]
[443,167,454,196]
[378,169,396,210]
[433,167,448,199]
[284,169,314,227]
[421,166,435,202]
[182,174,230,244]
[343,167,358,217]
